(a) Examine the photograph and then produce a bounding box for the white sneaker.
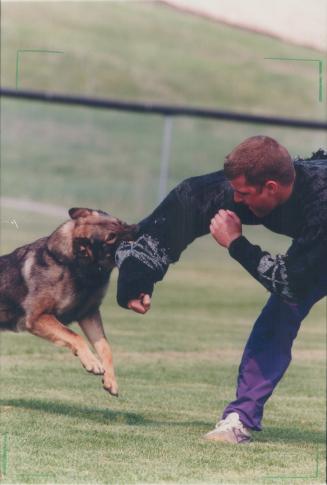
[203,412,251,444]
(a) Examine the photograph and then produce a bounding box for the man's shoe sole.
[203,429,251,444]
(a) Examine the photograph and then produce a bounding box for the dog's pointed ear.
[69,208,110,219]
[46,221,74,263]
[69,208,93,219]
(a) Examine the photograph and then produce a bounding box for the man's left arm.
[210,210,326,303]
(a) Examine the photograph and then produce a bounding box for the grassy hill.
[1,2,326,226]
[1,1,326,118]
[1,0,326,261]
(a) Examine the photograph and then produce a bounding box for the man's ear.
[46,220,75,263]
[265,180,279,194]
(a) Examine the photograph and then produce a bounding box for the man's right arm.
[115,171,231,309]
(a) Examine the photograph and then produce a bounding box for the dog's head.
[47,208,137,269]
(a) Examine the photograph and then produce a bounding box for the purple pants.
[222,274,327,431]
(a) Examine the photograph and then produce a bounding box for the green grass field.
[1,1,326,483]
[0,228,326,484]
[1,1,326,119]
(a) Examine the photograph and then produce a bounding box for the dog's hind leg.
[78,310,118,396]
[26,314,104,375]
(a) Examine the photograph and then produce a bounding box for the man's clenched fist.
[128,293,151,314]
[210,210,242,248]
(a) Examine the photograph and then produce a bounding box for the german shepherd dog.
[0,208,136,396]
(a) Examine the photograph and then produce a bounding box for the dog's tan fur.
[0,207,137,396]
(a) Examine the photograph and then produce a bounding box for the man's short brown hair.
[224,136,295,186]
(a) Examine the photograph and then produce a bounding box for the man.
[115,136,327,443]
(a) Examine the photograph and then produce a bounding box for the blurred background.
[0,2,326,482]
[1,0,326,252]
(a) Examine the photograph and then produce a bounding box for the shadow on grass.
[4,399,323,444]
[0,398,209,429]
[257,426,326,444]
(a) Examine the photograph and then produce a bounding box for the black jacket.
[116,150,327,307]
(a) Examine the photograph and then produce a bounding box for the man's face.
[230,175,279,217]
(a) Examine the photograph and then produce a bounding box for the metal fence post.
[158,116,173,203]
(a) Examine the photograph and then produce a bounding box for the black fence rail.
[1,87,327,130]
[2,87,326,202]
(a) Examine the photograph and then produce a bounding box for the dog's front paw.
[102,373,119,397]
[77,348,105,375]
